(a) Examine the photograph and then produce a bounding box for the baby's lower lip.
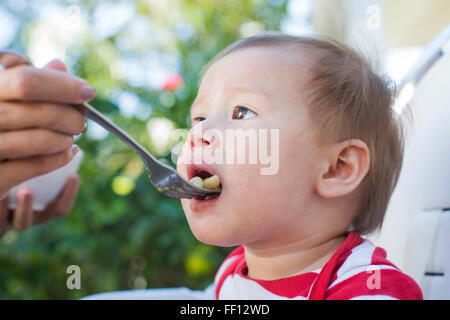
[189,193,221,212]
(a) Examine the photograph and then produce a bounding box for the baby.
[175,33,423,300]
[86,33,423,300]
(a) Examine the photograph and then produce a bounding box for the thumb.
[43,58,68,72]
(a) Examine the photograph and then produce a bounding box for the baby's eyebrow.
[189,84,271,119]
[225,85,271,99]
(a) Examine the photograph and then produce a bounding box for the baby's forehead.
[199,45,312,96]
[209,45,309,75]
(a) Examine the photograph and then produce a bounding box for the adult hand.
[0,55,94,235]
[0,174,80,236]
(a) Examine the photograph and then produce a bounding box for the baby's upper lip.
[187,162,221,182]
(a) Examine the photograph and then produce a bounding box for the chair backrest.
[369,24,450,299]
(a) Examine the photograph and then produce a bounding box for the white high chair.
[369,24,450,299]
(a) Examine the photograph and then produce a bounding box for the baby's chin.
[179,169,284,246]
[181,197,256,247]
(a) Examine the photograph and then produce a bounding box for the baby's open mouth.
[187,166,222,201]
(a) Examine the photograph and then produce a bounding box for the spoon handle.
[77,102,157,165]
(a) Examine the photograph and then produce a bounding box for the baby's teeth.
[189,176,203,188]
[202,175,220,190]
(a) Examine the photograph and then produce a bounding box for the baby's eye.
[191,116,206,126]
[232,105,257,120]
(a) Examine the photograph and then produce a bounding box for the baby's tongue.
[197,170,212,180]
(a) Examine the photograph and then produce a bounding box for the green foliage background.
[0,0,288,299]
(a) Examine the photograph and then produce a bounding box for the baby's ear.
[316,139,370,199]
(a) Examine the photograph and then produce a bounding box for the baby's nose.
[190,135,210,148]
[190,133,218,150]
[189,124,219,150]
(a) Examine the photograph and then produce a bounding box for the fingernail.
[72,145,79,156]
[24,192,32,204]
[70,176,79,187]
[80,84,96,101]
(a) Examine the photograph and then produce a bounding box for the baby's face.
[177,46,326,247]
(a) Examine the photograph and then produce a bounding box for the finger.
[43,59,68,72]
[0,146,79,194]
[12,188,33,231]
[0,65,96,103]
[0,195,10,236]
[34,174,79,225]
[0,128,74,161]
[53,174,80,215]
[0,101,86,135]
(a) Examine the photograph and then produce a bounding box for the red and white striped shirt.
[214,232,423,300]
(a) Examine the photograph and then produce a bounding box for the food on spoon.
[189,174,221,191]
[189,176,203,189]
[202,175,220,190]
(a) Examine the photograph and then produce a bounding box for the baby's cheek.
[227,165,280,210]
[176,142,190,177]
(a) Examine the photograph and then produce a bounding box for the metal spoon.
[0,51,220,199]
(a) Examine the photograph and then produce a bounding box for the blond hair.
[205,33,404,235]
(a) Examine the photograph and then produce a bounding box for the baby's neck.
[243,233,346,280]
